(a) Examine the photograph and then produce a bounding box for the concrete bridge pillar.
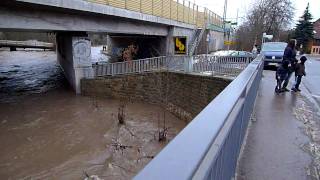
[56,32,93,94]
[165,26,175,56]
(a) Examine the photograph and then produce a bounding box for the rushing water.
[0,50,65,102]
[0,46,109,102]
[0,48,184,179]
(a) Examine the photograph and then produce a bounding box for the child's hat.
[300,56,307,61]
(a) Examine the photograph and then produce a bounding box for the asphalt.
[237,61,320,180]
[303,56,320,107]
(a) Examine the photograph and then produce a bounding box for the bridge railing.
[92,55,252,77]
[193,55,253,76]
[133,55,263,180]
[93,56,188,76]
[85,0,223,28]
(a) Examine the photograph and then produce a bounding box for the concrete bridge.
[0,0,224,93]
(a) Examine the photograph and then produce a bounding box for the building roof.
[314,18,320,40]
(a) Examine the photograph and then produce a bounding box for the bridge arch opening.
[107,34,167,63]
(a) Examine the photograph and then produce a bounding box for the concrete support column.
[106,35,114,57]
[56,32,93,94]
[166,26,175,56]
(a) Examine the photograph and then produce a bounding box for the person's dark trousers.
[295,75,302,89]
[282,71,293,89]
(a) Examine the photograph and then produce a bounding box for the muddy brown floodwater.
[0,49,186,179]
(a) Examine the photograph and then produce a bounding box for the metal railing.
[85,0,223,28]
[92,55,252,77]
[133,55,263,180]
[93,56,187,76]
[193,55,253,76]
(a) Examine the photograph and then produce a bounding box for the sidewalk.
[237,70,316,180]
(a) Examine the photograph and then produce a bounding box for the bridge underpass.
[0,0,224,93]
[107,35,168,62]
[0,0,250,179]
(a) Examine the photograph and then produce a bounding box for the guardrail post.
[183,0,185,23]
[246,57,250,65]
[177,0,179,21]
[161,0,164,17]
[111,64,114,76]
[152,0,154,15]
[188,1,190,24]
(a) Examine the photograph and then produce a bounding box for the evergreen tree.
[294,3,314,53]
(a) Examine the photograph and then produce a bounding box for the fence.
[84,0,223,28]
[92,55,252,77]
[93,56,187,76]
[193,55,253,76]
[133,55,263,180]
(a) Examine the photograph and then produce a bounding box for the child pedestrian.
[291,56,307,92]
[275,60,289,93]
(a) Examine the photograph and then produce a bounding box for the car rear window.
[262,43,287,51]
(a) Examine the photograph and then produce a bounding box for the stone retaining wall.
[81,72,231,122]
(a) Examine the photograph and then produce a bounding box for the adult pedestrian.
[252,44,258,55]
[282,39,298,91]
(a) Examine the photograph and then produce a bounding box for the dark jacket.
[295,63,306,76]
[276,65,288,81]
[283,46,297,72]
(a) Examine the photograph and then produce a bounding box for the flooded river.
[0,50,65,102]
[0,49,185,179]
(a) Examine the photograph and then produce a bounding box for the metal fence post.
[111,63,114,76]
[183,0,185,23]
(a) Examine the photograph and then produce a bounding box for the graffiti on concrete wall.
[72,37,91,67]
[122,44,139,61]
[111,44,139,62]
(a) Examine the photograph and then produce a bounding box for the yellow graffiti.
[175,38,185,51]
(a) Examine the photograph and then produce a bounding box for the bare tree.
[117,76,131,125]
[235,0,294,50]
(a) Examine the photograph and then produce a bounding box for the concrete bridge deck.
[238,57,320,179]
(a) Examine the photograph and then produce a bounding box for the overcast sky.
[195,0,320,26]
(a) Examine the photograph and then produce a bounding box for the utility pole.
[223,0,228,37]
[236,9,238,25]
[223,0,228,50]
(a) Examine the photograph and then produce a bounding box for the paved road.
[303,56,320,106]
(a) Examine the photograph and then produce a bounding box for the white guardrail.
[92,55,254,77]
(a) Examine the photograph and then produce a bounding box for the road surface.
[303,56,320,106]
